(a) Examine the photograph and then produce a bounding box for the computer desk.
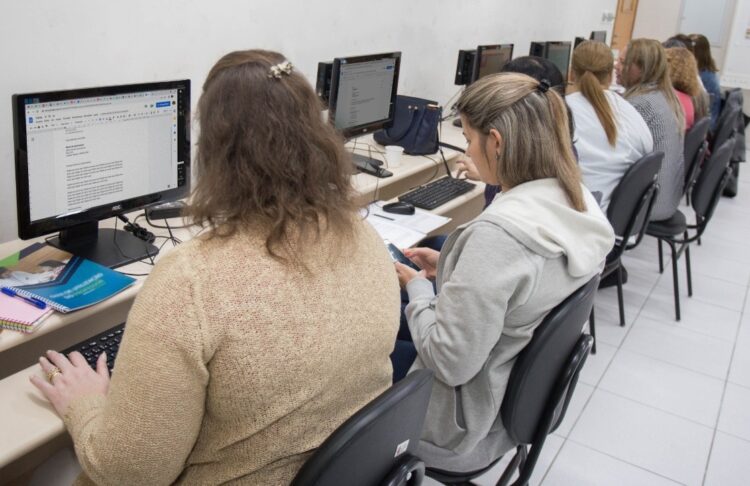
[0,120,484,484]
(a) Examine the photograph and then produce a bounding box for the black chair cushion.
[647,210,687,238]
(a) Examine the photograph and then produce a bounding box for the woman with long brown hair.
[30,50,400,484]
[690,33,722,128]
[392,72,614,473]
[568,40,653,210]
[618,38,685,221]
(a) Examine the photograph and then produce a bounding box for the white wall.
[631,0,683,41]
[0,0,617,244]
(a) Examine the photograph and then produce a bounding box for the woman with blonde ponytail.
[391,73,614,474]
[568,40,653,210]
[618,38,685,221]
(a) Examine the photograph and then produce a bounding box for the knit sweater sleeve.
[63,248,210,486]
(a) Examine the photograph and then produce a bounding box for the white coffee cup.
[385,145,404,168]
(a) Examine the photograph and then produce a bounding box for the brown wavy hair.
[189,49,357,264]
[689,34,718,72]
[572,40,617,146]
[666,47,701,97]
[456,73,585,212]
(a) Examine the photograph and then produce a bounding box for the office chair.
[683,117,711,205]
[426,277,599,486]
[291,369,434,486]
[647,138,735,320]
[589,152,662,352]
[721,88,746,198]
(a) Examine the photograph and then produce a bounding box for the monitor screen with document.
[327,51,400,139]
[12,79,191,268]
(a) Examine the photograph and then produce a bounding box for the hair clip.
[537,79,551,93]
[268,61,293,79]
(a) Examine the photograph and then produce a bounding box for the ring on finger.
[46,367,62,383]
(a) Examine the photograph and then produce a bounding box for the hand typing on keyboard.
[30,349,111,417]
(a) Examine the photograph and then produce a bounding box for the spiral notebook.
[0,242,135,313]
[0,292,53,333]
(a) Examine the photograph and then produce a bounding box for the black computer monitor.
[328,52,401,139]
[472,44,514,83]
[574,36,587,49]
[529,41,572,85]
[12,80,191,268]
[590,30,607,43]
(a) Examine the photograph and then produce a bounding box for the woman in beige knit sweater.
[30,50,400,485]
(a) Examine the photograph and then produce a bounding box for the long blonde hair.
[572,40,617,146]
[456,73,585,212]
[623,39,685,129]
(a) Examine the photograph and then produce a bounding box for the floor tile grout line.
[561,437,688,485]
[627,310,742,345]
[614,346,732,382]
[701,265,750,486]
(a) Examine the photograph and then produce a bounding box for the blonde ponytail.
[572,40,617,146]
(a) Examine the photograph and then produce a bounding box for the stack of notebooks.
[0,242,136,333]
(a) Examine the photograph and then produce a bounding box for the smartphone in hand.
[385,240,420,271]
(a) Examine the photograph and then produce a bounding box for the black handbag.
[374,95,441,155]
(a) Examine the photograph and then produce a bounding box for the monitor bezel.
[12,79,191,240]
[328,51,401,139]
[544,41,573,85]
[590,30,607,43]
[471,44,515,83]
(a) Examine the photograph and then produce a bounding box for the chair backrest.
[291,369,434,486]
[684,117,711,189]
[725,89,746,162]
[711,103,740,153]
[692,137,734,225]
[500,276,599,445]
[606,151,663,252]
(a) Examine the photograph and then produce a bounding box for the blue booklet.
[0,242,135,313]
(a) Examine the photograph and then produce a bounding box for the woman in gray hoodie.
[393,73,615,473]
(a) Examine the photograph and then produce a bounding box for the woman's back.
[627,90,685,220]
[568,90,653,211]
[69,220,399,485]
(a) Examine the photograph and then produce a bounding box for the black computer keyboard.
[399,177,476,210]
[62,323,125,374]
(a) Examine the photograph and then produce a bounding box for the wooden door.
[611,0,639,52]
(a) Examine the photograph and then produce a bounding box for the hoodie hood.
[477,178,615,277]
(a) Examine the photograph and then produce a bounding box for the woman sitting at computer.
[567,40,653,211]
[31,50,400,485]
[393,73,614,474]
[617,38,685,222]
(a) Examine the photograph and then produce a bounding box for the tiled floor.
[426,150,750,485]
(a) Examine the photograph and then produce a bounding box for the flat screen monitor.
[529,42,546,58]
[574,36,587,49]
[591,30,607,43]
[472,44,514,82]
[12,80,191,268]
[328,52,400,139]
[545,42,573,85]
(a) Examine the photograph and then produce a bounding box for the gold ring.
[46,367,62,383]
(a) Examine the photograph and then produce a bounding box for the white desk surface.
[0,120,483,480]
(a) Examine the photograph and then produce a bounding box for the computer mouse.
[382,201,415,215]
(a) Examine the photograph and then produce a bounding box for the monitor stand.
[48,222,158,269]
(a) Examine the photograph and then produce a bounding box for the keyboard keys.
[62,323,126,374]
[399,177,475,210]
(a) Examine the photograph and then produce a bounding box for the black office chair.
[426,277,599,486]
[683,117,711,205]
[722,88,746,198]
[646,138,735,320]
[588,152,662,352]
[291,369,434,486]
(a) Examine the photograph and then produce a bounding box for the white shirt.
[568,90,654,212]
